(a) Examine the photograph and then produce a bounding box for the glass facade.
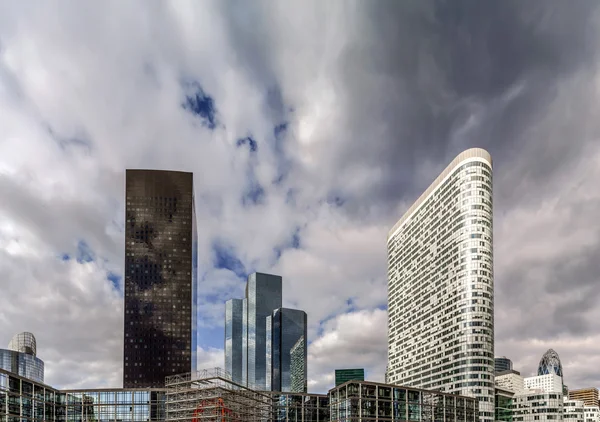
[329,380,478,422]
[387,148,495,421]
[268,308,307,393]
[246,273,282,390]
[1,332,44,383]
[537,349,563,378]
[511,392,563,422]
[225,299,245,384]
[0,368,165,422]
[334,369,364,387]
[290,337,306,394]
[495,357,513,373]
[124,170,198,388]
[270,392,330,422]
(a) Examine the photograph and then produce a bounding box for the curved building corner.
[0,332,45,383]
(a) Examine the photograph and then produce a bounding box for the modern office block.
[494,388,515,422]
[329,380,479,422]
[124,170,198,388]
[266,308,307,393]
[495,370,524,394]
[245,272,282,390]
[290,336,307,393]
[386,148,495,420]
[0,332,44,383]
[334,369,365,386]
[495,357,513,373]
[564,399,585,422]
[524,374,563,394]
[569,388,599,407]
[512,391,564,421]
[538,349,563,378]
[225,299,244,383]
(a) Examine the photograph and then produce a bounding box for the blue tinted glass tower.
[246,273,282,390]
[266,308,307,393]
[225,299,244,383]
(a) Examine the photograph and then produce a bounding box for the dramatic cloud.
[1,0,600,393]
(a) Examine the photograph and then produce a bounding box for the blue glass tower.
[266,308,307,393]
[225,299,244,383]
[245,273,282,390]
[538,349,563,377]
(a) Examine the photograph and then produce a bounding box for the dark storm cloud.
[328,0,600,216]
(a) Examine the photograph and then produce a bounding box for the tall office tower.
[225,299,244,383]
[266,308,307,393]
[245,272,282,390]
[495,356,513,373]
[124,170,198,388]
[386,148,495,421]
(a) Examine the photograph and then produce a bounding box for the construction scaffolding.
[165,368,274,422]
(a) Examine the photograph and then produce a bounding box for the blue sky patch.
[212,241,247,279]
[236,136,258,153]
[76,240,95,264]
[181,82,217,129]
[242,182,265,206]
[107,272,121,291]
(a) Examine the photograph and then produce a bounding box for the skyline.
[1,0,600,394]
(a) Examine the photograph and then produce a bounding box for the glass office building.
[334,369,364,387]
[0,332,44,383]
[495,357,513,373]
[245,273,283,390]
[386,148,495,421]
[266,308,307,393]
[0,368,166,421]
[537,349,563,378]
[225,298,245,384]
[124,170,198,388]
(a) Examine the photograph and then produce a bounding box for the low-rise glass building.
[0,333,44,384]
[329,380,478,422]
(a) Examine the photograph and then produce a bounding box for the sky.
[1,0,600,394]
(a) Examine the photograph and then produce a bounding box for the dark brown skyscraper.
[124,170,198,388]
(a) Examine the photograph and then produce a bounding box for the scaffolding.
[165,368,274,422]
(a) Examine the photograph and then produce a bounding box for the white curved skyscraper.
[387,148,494,421]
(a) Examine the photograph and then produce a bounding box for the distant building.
[224,298,244,383]
[524,374,563,394]
[569,387,599,407]
[538,348,563,378]
[0,332,44,383]
[512,391,564,421]
[584,405,600,422]
[564,399,585,422]
[334,368,365,386]
[266,308,307,393]
[495,357,513,373]
[494,388,515,422]
[123,169,198,388]
[495,370,524,394]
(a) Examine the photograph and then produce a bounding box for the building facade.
[0,333,44,384]
[0,367,166,422]
[329,380,478,422]
[511,391,563,422]
[537,349,563,378]
[334,369,365,387]
[124,169,198,388]
[225,298,245,384]
[290,337,307,394]
[495,370,524,394]
[564,399,585,422]
[494,388,514,422]
[495,357,513,373]
[584,405,600,422]
[524,374,563,394]
[570,388,599,407]
[386,148,495,420]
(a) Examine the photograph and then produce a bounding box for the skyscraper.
[290,336,307,393]
[225,299,244,383]
[386,148,494,420]
[266,308,307,393]
[245,272,282,390]
[124,170,198,388]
